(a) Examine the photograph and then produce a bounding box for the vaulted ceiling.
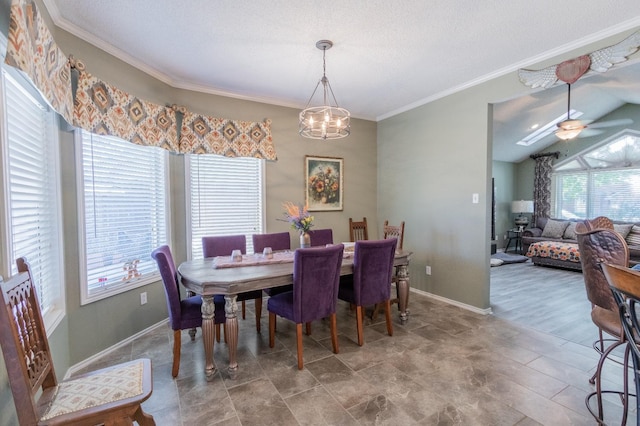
[43,0,640,162]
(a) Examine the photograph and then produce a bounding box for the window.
[0,68,65,333]
[187,155,264,259]
[552,131,640,221]
[77,131,169,304]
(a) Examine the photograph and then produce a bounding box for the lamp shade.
[511,200,534,214]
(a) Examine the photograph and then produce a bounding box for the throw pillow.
[490,258,504,267]
[627,225,640,246]
[613,223,633,239]
[541,219,570,239]
[563,222,578,240]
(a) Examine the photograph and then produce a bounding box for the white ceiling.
[43,1,640,162]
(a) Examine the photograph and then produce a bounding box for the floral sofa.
[522,217,640,270]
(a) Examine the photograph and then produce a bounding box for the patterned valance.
[4,0,74,123]
[180,112,277,160]
[74,71,179,152]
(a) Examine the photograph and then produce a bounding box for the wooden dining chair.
[0,258,155,425]
[383,220,405,250]
[202,235,263,331]
[267,244,344,369]
[349,217,369,242]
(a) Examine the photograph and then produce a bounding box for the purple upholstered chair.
[253,231,293,295]
[151,245,225,377]
[339,239,397,346]
[268,244,344,369]
[253,231,291,253]
[202,235,263,332]
[309,228,334,247]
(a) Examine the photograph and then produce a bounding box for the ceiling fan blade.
[588,118,634,129]
[578,128,604,138]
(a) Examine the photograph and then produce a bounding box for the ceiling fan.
[554,82,633,141]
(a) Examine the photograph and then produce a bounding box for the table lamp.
[511,200,534,230]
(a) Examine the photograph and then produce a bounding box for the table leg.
[225,294,239,378]
[396,264,410,324]
[201,295,217,380]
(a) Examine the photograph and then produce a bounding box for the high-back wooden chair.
[349,217,369,242]
[0,258,155,425]
[383,220,405,250]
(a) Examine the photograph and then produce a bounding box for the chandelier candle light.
[299,40,351,140]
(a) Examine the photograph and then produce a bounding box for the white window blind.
[78,131,169,303]
[187,155,263,258]
[2,69,64,330]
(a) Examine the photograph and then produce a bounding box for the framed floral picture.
[305,155,343,211]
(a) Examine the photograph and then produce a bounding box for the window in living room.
[552,130,640,221]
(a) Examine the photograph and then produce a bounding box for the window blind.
[188,155,263,258]
[3,69,63,318]
[79,131,168,298]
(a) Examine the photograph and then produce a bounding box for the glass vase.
[300,232,311,248]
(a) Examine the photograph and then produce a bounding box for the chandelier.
[299,40,351,140]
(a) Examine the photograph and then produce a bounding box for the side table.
[505,228,523,254]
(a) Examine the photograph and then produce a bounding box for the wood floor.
[490,259,598,348]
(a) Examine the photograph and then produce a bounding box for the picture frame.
[305,155,343,211]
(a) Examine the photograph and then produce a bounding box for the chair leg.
[242,300,246,319]
[133,405,155,426]
[355,305,364,346]
[215,323,221,343]
[188,328,197,341]
[172,329,181,378]
[296,323,304,370]
[384,299,393,336]
[330,313,339,354]
[371,303,381,321]
[255,296,262,333]
[306,322,311,335]
[269,312,276,348]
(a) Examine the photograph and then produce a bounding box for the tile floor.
[78,265,636,425]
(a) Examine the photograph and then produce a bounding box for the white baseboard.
[410,287,493,315]
[64,319,168,379]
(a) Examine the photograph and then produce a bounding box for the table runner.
[213,251,295,268]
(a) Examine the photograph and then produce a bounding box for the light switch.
[472,193,479,204]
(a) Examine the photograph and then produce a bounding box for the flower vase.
[300,232,311,248]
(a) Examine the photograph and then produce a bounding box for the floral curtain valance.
[180,112,276,160]
[5,0,74,124]
[74,71,179,152]
[4,0,277,160]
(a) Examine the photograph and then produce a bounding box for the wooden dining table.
[177,248,412,380]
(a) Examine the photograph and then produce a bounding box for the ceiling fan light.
[555,119,586,140]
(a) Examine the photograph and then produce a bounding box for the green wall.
[492,161,517,249]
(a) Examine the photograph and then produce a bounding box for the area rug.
[491,252,530,266]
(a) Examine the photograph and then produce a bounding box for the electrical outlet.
[504,234,507,240]
[140,292,147,305]
[425,265,432,275]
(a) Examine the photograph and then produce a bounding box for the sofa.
[522,217,640,270]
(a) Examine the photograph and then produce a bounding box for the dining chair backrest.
[151,245,198,331]
[309,228,334,247]
[353,239,398,306]
[253,231,291,253]
[383,220,405,250]
[602,263,640,344]
[349,217,368,242]
[576,227,629,312]
[202,234,246,257]
[292,244,344,323]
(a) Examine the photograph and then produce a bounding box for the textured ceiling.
[43,0,640,161]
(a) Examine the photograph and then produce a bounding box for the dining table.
[177,247,412,380]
